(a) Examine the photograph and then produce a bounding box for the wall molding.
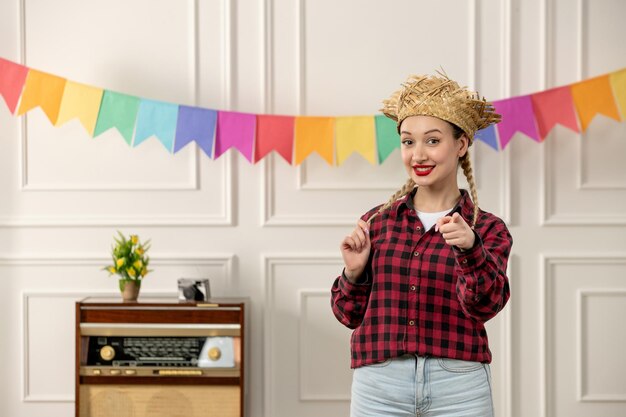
[540,254,626,417]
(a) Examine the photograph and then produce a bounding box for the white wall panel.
[542,255,626,417]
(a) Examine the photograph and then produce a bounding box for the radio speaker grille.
[79,385,240,417]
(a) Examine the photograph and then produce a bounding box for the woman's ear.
[458,134,469,158]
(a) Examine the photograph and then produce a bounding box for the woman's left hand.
[435,212,475,250]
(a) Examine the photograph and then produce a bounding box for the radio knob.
[109,369,121,375]
[208,347,222,361]
[100,345,115,361]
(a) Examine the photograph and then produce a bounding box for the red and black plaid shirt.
[331,189,512,368]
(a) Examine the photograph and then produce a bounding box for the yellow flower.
[107,266,117,274]
[130,235,138,245]
[116,258,125,268]
[136,247,144,256]
[133,260,143,270]
[141,268,148,277]
[128,268,137,278]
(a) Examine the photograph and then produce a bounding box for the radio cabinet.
[75,297,247,417]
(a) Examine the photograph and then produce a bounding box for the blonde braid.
[460,152,479,227]
[367,178,416,225]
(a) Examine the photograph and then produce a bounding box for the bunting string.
[1,57,625,165]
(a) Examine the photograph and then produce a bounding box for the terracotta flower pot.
[119,280,141,302]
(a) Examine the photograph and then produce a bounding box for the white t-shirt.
[417,208,453,231]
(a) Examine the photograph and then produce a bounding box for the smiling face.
[400,115,469,191]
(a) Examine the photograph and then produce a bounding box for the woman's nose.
[412,143,426,162]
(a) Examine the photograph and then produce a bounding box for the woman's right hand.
[340,219,371,283]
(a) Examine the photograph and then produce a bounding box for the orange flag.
[16,69,67,124]
[570,74,620,131]
[255,115,295,164]
[294,116,334,165]
[609,68,626,120]
[530,86,579,139]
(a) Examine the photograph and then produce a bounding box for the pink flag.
[493,96,540,149]
[215,111,256,162]
[0,57,29,114]
[531,86,580,139]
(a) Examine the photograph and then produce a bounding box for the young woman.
[331,73,512,417]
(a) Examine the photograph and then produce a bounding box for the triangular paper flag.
[493,96,540,149]
[174,106,217,157]
[134,99,178,152]
[474,124,499,151]
[255,115,294,164]
[609,68,626,120]
[214,111,256,162]
[294,116,334,165]
[374,115,400,163]
[56,81,103,135]
[570,74,620,131]
[0,57,29,114]
[335,116,376,165]
[17,69,66,124]
[530,86,579,139]
[93,91,140,145]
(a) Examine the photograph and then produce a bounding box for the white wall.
[0,0,625,416]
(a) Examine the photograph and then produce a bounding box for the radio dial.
[208,347,222,361]
[100,345,115,361]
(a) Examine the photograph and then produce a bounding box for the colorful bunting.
[374,115,400,163]
[294,116,334,165]
[174,106,217,157]
[493,96,540,149]
[255,115,294,164]
[474,125,499,151]
[134,99,178,152]
[0,57,626,165]
[609,69,626,120]
[17,69,66,124]
[215,111,256,162]
[335,116,377,165]
[530,86,579,139]
[93,91,141,145]
[570,74,621,131]
[56,81,103,135]
[0,57,29,114]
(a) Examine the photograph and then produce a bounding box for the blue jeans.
[351,354,494,417]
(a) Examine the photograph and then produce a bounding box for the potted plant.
[104,232,151,301]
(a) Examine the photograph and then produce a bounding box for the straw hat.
[381,72,501,142]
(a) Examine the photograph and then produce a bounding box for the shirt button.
[408,320,415,326]
[410,285,416,291]
[413,251,420,257]
[462,259,468,264]
[415,226,421,232]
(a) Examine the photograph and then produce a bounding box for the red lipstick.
[413,164,435,176]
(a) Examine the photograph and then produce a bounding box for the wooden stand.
[75,297,247,417]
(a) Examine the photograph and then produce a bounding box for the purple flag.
[474,124,499,151]
[493,96,540,149]
[175,106,217,157]
[215,111,256,162]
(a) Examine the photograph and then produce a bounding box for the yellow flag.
[17,69,66,124]
[294,116,334,165]
[56,81,103,135]
[335,116,376,165]
[609,68,626,121]
[570,74,620,131]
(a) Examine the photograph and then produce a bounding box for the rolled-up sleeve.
[330,270,372,329]
[454,219,512,322]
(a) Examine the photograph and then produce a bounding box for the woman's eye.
[401,139,413,146]
[426,137,440,144]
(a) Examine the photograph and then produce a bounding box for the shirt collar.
[394,188,476,222]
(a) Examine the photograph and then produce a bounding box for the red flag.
[0,57,29,114]
[255,115,295,164]
[530,86,580,139]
